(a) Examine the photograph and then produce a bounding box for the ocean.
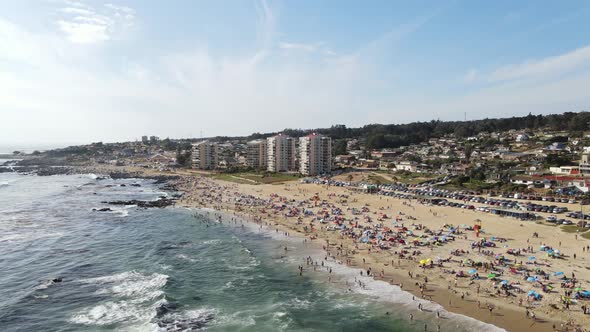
[0,171,503,332]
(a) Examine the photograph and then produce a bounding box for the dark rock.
[156,302,179,317]
[102,197,176,208]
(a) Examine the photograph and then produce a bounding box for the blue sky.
[1,0,590,145]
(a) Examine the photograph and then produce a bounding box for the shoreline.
[6,166,586,331]
[193,205,510,332]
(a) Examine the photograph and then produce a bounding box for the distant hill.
[242,111,590,150]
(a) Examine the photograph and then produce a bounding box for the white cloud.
[57,20,109,43]
[488,44,590,82]
[279,42,322,52]
[60,7,94,15]
[55,1,134,44]
[0,13,370,143]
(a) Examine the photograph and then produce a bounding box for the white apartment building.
[299,133,332,176]
[246,139,268,169]
[267,134,296,172]
[192,141,219,170]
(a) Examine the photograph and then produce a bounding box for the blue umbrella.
[527,276,537,282]
[528,256,536,261]
[553,271,564,276]
[468,269,477,274]
[528,290,535,296]
[500,280,508,285]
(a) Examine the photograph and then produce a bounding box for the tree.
[161,138,177,151]
[333,139,347,155]
[175,147,192,167]
[544,154,575,167]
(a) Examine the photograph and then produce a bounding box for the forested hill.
[247,111,590,150]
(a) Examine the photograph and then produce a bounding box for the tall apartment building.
[267,134,296,172]
[299,133,332,176]
[246,140,268,169]
[192,141,219,170]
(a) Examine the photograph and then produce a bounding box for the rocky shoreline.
[1,160,184,209]
[99,197,178,208]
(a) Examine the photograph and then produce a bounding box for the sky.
[1,0,590,145]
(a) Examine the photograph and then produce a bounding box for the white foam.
[0,231,63,243]
[82,271,168,297]
[70,298,167,326]
[287,297,311,309]
[176,254,197,263]
[72,271,169,327]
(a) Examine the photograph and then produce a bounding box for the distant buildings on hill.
[141,135,159,144]
[192,133,332,175]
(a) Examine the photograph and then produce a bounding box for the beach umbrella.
[527,276,537,282]
[528,290,536,296]
[500,280,508,285]
[574,287,582,291]
[528,256,536,261]
[553,271,564,276]
[468,269,477,274]
[487,273,496,279]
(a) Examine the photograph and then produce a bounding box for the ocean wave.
[91,206,131,218]
[81,271,168,293]
[175,254,198,263]
[70,298,168,326]
[72,271,169,327]
[0,231,63,243]
[156,307,217,331]
[286,297,311,309]
[212,310,256,329]
[202,239,221,245]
